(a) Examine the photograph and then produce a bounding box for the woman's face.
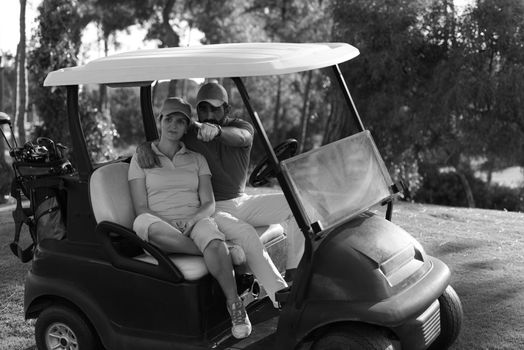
[160,113,189,141]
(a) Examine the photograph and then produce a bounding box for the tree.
[459,0,524,170]
[15,0,28,145]
[28,0,86,146]
[416,0,524,206]
[79,0,155,158]
[0,55,14,203]
[328,0,426,195]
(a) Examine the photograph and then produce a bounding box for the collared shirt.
[128,142,211,221]
[183,117,254,201]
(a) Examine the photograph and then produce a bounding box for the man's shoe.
[228,244,246,265]
[227,300,252,339]
[284,268,296,285]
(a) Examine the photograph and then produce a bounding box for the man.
[137,82,304,282]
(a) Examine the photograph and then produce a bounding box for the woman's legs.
[148,221,201,255]
[133,213,201,255]
[191,218,251,339]
[203,239,238,302]
[214,211,288,303]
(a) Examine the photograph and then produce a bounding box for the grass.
[0,209,34,350]
[0,200,523,349]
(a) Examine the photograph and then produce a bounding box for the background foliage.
[0,0,523,211]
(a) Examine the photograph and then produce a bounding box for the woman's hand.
[175,219,196,235]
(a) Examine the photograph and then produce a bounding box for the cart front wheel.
[35,304,100,350]
[312,325,398,350]
[428,285,463,350]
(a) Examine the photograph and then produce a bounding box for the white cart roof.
[44,42,359,87]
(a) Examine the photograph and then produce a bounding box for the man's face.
[197,102,226,123]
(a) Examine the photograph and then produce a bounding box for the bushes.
[0,159,13,204]
[478,185,524,212]
[414,163,524,212]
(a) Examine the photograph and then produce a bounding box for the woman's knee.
[204,239,226,255]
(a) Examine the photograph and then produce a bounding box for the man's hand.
[194,122,221,142]
[136,141,160,169]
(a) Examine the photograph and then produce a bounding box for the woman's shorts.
[133,213,225,252]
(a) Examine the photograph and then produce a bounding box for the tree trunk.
[322,93,345,145]
[0,55,4,113]
[162,0,179,47]
[0,56,5,163]
[99,35,110,113]
[272,76,282,141]
[298,71,313,153]
[99,34,113,155]
[15,0,27,145]
[456,170,476,208]
[161,0,179,98]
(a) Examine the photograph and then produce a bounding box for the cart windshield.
[281,130,393,231]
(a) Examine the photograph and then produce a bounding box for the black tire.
[312,325,398,350]
[35,304,101,350]
[427,285,463,350]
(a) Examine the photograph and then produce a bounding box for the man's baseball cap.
[160,97,192,123]
[196,82,228,107]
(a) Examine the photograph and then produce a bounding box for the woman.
[128,97,252,339]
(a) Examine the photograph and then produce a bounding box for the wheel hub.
[45,322,78,349]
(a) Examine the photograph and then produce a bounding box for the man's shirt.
[183,117,254,201]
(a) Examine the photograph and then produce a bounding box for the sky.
[1,0,475,57]
[0,0,203,61]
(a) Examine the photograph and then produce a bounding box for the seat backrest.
[89,162,135,229]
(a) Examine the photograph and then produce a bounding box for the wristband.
[215,124,222,138]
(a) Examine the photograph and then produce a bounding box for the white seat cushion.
[90,162,286,281]
[90,162,135,229]
[134,254,209,281]
[133,224,284,281]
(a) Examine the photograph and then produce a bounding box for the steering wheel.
[249,139,298,187]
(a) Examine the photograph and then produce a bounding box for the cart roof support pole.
[67,85,92,180]
[140,85,158,142]
[232,77,311,234]
[332,64,365,132]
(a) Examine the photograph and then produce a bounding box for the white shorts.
[133,213,225,252]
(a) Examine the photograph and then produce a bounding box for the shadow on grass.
[429,212,466,222]
[464,259,505,271]
[451,275,523,349]
[431,240,482,256]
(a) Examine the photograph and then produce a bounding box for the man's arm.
[136,141,160,168]
[194,121,253,147]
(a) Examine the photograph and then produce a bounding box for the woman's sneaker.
[227,300,252,339]
[227,243,246,265]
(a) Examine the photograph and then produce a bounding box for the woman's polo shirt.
[128,142,211,221]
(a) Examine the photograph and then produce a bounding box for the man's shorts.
[133,213,225,252]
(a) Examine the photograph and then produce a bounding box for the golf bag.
[8,137,74,263]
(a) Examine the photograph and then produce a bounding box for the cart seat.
[89,162,285,281]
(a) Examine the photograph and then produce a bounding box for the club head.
[0,112,12,126]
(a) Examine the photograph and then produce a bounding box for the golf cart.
[5,43,462,349]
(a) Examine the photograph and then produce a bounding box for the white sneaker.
[227,244,246,265]
[227,300,252,339]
